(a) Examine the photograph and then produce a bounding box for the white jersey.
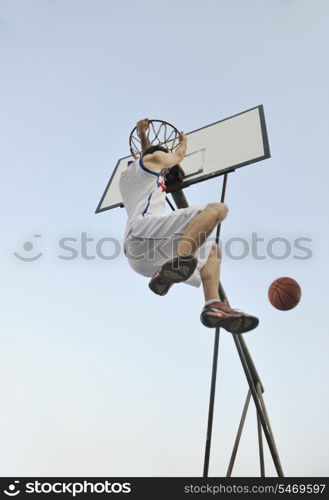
[119,157,212,288]
[119,157,167,236]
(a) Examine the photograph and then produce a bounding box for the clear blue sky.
[0,0,328,477]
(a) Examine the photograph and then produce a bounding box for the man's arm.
[137,118,151,154]
[143,132,187,172]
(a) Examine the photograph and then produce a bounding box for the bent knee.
[204,203,228,222]
[205,202,221,212]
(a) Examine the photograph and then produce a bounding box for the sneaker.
[149,255,198,296]
[200,301,259,333]
[148,272,173,296]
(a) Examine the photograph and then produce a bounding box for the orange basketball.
[268,277,301,311]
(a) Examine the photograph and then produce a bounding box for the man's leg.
[148,203,228,294]
[178,203,228,256]
[199,244,259,334]
[200,243,221,301]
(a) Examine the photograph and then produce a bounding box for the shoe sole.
[160,255,198,283]
[148,279,171,296]
[201,313,259,333]
[148,256,197,296]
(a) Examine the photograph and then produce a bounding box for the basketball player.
[119,118,259,333]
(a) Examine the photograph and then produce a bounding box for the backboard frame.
[95,105,270,213]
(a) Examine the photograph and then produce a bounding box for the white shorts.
[124,206,215,287]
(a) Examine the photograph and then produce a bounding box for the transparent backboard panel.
[96,105,270,212]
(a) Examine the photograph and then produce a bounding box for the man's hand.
[137,118,149,137]
[141,125,187,173]
[136,118,151,154]
[179,131,187,144]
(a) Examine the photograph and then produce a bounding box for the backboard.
[96,105,270,213]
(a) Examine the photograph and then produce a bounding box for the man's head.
[142,144,169,157]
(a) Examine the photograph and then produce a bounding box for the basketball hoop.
[129,119,180,159]
[96,106,269,212]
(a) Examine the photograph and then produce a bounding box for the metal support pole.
[230,333,284,476]
[168,174,283,477]
[203,174,228,478]
[226,390,252,477]
[257,383,281,450]
[218,283,284,476]
[256,387,266,477]
[171,190,189,209]
[165,196,176,211]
